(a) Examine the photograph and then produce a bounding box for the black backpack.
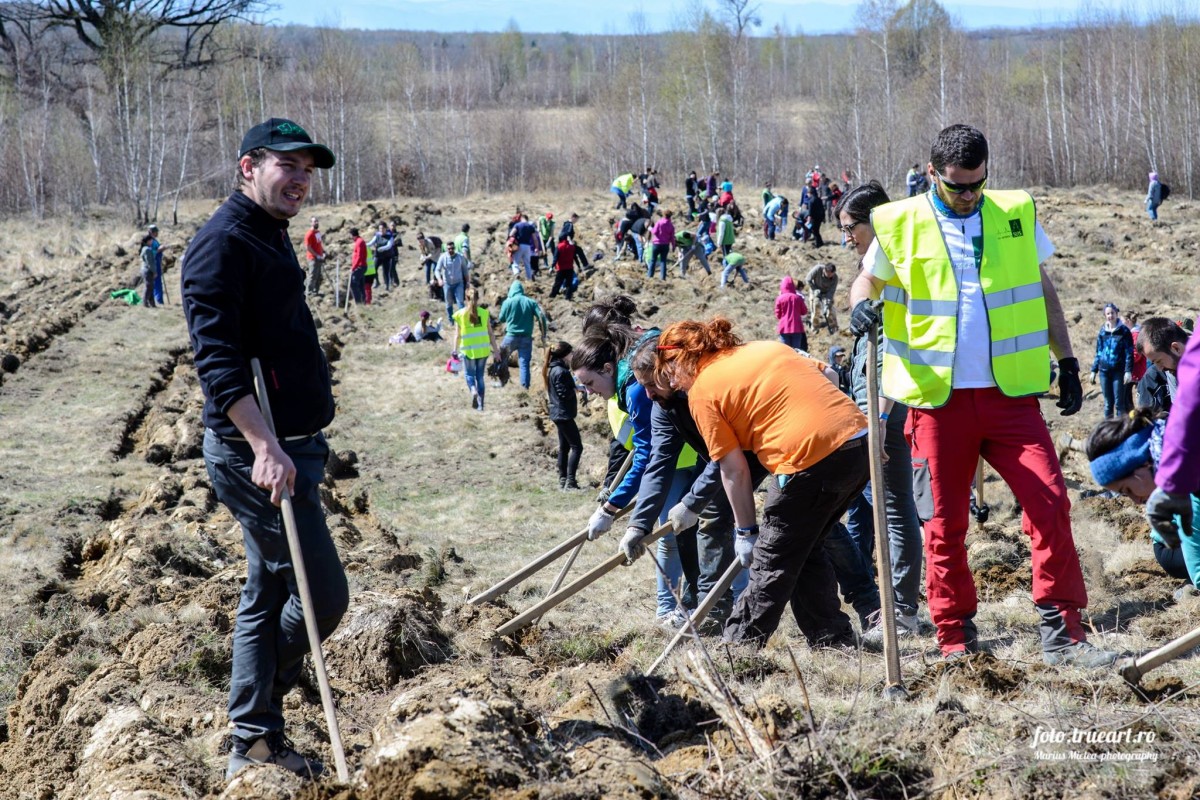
[1160,183,1171,201]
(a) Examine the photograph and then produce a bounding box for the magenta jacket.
[1158,315,1200,494]
[774,275,809,334]
[650,217,675,246]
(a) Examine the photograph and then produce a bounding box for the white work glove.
[587,506,615,540]
[734,528,759,568]
[619,526,648,563]
[667,501,699,532]
[1124,372,1133,385]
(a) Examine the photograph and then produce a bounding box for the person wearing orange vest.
[848,124,1115,668]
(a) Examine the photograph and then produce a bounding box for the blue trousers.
[203,430,348,742]
[502,333,534,389]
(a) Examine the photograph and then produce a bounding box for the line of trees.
[0,0,1196,221]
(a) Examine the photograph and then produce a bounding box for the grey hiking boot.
[226,732,324,781]
[1043,641,1121,669]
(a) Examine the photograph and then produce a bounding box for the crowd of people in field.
[173,114,1196,782]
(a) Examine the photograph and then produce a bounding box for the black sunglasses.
[837,220,865,234]
[935,170,988,195]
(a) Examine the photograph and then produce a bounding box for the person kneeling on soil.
[1087,409,1200,601]
[649,318,870,648]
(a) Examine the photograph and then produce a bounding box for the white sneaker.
[656,607,690,631]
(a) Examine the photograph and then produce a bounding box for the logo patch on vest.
[1008,218,1024,237]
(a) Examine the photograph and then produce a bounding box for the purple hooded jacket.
[774,275,809,334]
[1157,315,1200,494]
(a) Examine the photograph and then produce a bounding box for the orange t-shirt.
[688,340,866,475]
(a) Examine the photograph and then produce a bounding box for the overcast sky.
[262,0,1136,35]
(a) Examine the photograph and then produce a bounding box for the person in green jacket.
[720,251,749,288]
[537,213,556,269]
[498,280,549,389]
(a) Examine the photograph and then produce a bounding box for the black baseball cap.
[239,118,335,169]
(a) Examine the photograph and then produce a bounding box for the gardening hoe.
[971,457,990,525]
[467,449,634,606]
[496,521,672,637]
[866,318,907,701]
[250,358,349,784]
[1117,624,1200,687]
[644,560,743,677]
[334,258,341,307]
[546,449,636,597]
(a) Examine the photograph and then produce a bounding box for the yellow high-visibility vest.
[871,189,1050,408]
[607,396,698,469]
[453,307,491,360]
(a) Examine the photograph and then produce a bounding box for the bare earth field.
[0,184,1199,799]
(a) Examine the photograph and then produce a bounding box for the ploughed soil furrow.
[0,302,190,514]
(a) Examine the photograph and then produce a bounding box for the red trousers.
[908,388,1088,654]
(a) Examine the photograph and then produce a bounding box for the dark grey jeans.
[724,439,870,647]
[203,429,348,742]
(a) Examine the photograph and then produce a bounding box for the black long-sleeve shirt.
[181,191,334,439]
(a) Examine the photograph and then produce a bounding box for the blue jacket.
[1093,322,1134,374]
[181,191,334,439]
[607,379,653,509]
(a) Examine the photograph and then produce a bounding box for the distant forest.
[0,0,1196,221]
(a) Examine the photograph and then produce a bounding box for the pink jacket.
[774,275,808,334]
[650,217,675,246]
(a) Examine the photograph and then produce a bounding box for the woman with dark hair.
[1086,409,1200,596]
[651,318,870,646]
[544,341,582,490]
[836,181,928,643]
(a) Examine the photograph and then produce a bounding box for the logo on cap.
[276,122,306,137]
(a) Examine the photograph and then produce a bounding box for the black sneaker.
[1043,641,1121,669]
[226,732,324,781]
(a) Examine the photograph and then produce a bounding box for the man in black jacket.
[181,118,348,782]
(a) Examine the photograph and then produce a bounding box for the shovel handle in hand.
[250,359,349,784]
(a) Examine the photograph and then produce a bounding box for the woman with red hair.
[652,318,869,646]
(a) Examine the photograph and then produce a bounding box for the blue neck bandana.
[1089,426,1153,486]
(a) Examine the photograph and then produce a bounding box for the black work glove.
[849,299,882,337]
[1056,357,1083,416]
[1146,488,1192,547]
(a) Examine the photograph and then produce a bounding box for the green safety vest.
[871,189,1050,409]
[453,307,491,360]
[725,252,745,267]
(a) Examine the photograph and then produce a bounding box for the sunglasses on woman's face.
[935,171,988,195]
[837,220,864,234]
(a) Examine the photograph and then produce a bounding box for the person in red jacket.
[349,227,367,305]
[774,275,809,351]
[551,237,588,300]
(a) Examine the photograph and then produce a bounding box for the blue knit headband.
[1089,426,1152,486]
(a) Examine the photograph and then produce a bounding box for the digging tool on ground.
[1118,624,1200,687]
[467,450,635,606]
[250,358,349,784]
[866,318,908,701]
[496,521,672,637]
[334,258,341,307]
[545,450,636,597]
[645,560,743,676]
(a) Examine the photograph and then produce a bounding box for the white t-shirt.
[864,199,1054,389]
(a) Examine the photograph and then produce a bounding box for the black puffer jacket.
[547,358,576,421]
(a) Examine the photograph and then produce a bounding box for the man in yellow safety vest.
[847,123,1117,669]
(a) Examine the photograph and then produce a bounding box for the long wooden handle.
[251,359,349,784]
[645,560,743,676]
[866,325,903,691]
[467,450,636,606]
[496,522,671,636]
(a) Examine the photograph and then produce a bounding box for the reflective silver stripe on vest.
[617,418,634,446]
[884,284,955,316]
[884,338,956,368]
[909,298,957,316]
[991,329,1049,358]
[987,281,1044,309]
